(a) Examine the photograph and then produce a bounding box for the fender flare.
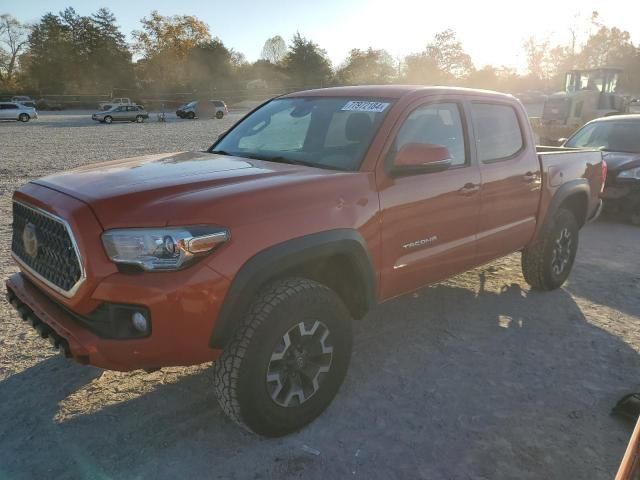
[546,179,591,226]
[209,229,377,349]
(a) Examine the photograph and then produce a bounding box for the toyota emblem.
[22,223,38,258]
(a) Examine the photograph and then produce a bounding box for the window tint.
[1,103,18,110]
[471,103,523,162]
[212,101,224,107]
[394,103,467,166]
[565,121,640,153]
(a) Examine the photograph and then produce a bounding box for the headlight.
[618,167,640,180]
[102,226,229,271]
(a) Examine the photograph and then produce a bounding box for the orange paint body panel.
[5,86,604,371]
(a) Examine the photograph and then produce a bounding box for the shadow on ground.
[0,264,637,480]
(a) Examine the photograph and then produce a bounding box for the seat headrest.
[345,113,373,142]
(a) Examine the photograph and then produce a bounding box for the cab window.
[392,102,467,166]
[471,103,524,162]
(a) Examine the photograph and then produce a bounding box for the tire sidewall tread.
[213,277,352,437]
[521,208,579,291]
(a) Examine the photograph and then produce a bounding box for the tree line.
[1,8,639,99]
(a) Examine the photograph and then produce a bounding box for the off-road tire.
[18,113,29,122]
[104,116,113,124]
[213,278,353,437]
[216,111,224,119]
[522,208,579,291]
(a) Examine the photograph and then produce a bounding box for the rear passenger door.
[470,101,541,264]
[378,98,482,299]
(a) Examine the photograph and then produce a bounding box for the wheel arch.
[548,180,590,228]
[209,229,377,349]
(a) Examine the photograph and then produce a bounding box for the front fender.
[209,229,376,349]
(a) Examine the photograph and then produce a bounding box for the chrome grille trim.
[11,200,86,298]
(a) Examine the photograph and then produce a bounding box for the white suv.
[99,97,133,111]
[0,102,38,122]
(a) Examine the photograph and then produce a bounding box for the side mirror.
[558,138,568,146]
[392,143,452,175]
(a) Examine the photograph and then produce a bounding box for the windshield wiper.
[245,154,344,171]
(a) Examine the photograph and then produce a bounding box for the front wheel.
[522,208,579,291]
[104,116,113,124]
[18,113,30,122]
[188,111,195,119]
[213,278,353,437]
[135,115,144,123]
[216,111,224,119]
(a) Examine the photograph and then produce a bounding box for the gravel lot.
[1,111,639,479]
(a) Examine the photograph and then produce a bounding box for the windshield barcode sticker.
[341,101,389,113]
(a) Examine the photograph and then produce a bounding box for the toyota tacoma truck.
[5,86,605,437]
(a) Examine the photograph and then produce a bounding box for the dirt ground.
[0,112,639,479]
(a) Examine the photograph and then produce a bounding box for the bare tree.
[0,14,29,85]
[261,35,286,64]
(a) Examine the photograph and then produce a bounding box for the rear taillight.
[601,160,608,193]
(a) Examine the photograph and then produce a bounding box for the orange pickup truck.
[6,86,605,436]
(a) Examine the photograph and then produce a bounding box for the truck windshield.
[565,121,640,153]
[211,97,393,171]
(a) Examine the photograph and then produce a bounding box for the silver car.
[92,105,149,124]
[0,102,38,122]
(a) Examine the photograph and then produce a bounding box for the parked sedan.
[176,99,228,119]
[564,114,640,224]
[92,105,149,124]
[0,102,38,122]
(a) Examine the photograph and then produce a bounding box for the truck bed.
[535,146,604,227]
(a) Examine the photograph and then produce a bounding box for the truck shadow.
[564,220,640,319]
[0,267,637,479]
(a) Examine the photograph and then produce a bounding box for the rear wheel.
[135,115,144,123]
[18,113,30,122]
[104,116,113,124]
[522,208,579,291]
[213,278,353,437]
[216,111,224,119]
[188,111,195,119]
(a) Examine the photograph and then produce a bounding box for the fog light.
[132,312,149,332]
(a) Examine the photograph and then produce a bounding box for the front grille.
[11,201,83,295]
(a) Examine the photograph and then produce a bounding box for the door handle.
[458,182,480,196]
[523,171,537,183]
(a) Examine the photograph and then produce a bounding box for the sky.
[4,0,640,72]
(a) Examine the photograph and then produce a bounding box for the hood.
[602,151,640,172]
[33,151,345,228]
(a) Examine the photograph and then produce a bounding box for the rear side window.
[471,103,524,162]
[1,103,18,110]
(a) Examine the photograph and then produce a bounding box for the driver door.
[112,106,125,121]
[377,98,481,299]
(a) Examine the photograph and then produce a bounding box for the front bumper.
[6,266,229,371]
